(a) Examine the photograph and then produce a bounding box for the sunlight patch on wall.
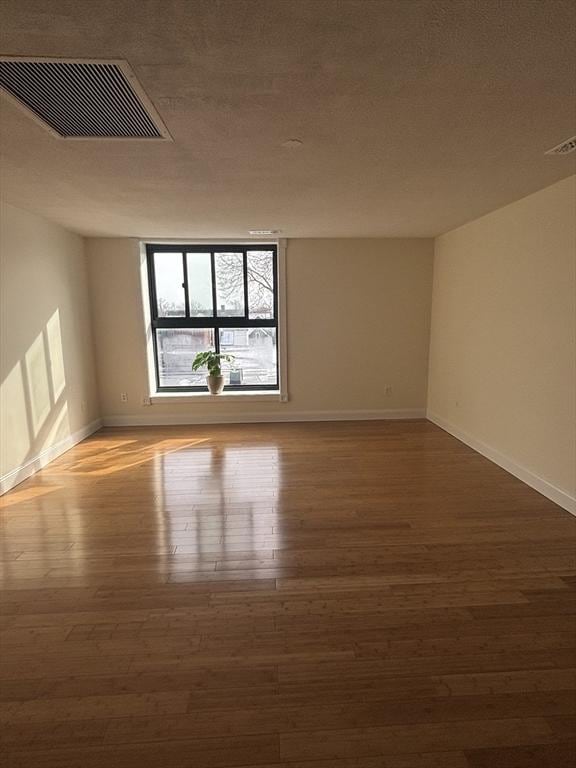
[39,400,70,454]
[47,310,66,400]
[0,362,29,473]
[25,331,51,435]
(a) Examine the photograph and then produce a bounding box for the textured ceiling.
[0,0,575,238]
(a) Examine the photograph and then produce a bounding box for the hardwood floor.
[1,420,574,767]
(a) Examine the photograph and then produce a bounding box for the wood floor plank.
[3,734,280,766]
[279,717,555,761]
[1,420,574,764]
[465,741,576,768]
[0,690,190,723]
[91,690,576,745]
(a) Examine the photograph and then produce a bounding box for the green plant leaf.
[192,351,236,377]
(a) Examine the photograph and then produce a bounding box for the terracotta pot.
[206,375,225,394]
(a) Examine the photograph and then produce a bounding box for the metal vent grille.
[0,58,170,139]
[545,136,576,156]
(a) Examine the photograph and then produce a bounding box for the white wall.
[427,176,576,512]
[87,237,434,423]
[0,202,101,492]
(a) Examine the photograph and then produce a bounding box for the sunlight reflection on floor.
[153,443,283,577]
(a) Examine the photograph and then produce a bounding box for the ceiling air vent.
[545,136,576,156]
[0,57,171,140]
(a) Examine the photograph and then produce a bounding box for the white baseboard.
[427,411,576,516]
[102,408,426,428]
[0,418,103,495]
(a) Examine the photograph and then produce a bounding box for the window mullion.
[147,246,159,320]
[242,248,249,320]
[210,250,217,318]
[182,253,190,318]
[153,317,276,329]
[211,250,220,355]
[272,250,278,320]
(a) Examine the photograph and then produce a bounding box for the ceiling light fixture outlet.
[545,136,576,155]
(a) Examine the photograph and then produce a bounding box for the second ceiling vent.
[0,57,171,140]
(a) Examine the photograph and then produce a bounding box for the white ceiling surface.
[0,0,574,238]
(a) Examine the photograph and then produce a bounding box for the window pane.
[186,252,213,317]
[156,328,214,387]
[154,252,185,317]
[215,252,244,317]
[247,250,274,319]
[219,328,277,387]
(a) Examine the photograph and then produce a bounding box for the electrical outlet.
[142,396,151,406]
[120,392,128,403]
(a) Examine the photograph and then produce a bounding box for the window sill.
[150,391,284,404]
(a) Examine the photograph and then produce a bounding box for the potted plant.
[191,351,235,395]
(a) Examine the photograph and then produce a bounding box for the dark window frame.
[146,243,279,392]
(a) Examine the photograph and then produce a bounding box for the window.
[146,244,278,391]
